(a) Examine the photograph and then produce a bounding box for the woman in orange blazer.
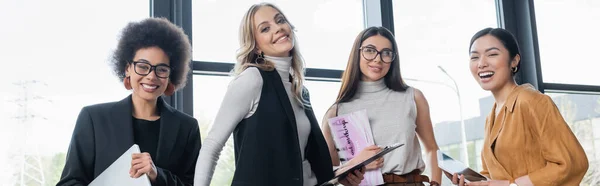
[449,27,589,186]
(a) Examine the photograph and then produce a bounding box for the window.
[535,0,600,86]
[192,0,364,70]
[0,0,148,184]
[393,0,498,167]
[303,81,341,121]
[475,139,484,171]
[467,141,477,169]
[594,118,600,161]
[547,92,600,184]
[446,144,461,159]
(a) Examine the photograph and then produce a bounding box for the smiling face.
[253,6,294,57]
[359,34,393,82]
[126,46,170,102]
[469,34,519,92]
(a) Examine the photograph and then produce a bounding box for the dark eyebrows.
[134,59,170,66]
[470,47,501,54]
[361,44,376,48]
[361,44,393,51]
[485,47,501,53]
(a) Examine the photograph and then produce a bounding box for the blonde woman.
[194,3,365,186]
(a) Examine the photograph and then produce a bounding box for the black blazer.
[56,95,201,186]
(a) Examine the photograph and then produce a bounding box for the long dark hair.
[335,26,408,104]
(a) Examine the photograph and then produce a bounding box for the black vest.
[232,68,334,186]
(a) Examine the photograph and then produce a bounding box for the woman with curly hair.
[57,17,201,186]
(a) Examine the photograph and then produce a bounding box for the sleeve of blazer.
[56,107,96,186]
[527,96,589,186]
[480,155,490,178]
[155,119,202,186]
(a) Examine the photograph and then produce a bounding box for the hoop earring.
[512,66,518,73]
[123,76,132,90]
[164,83,175,96]
[254,52,265,64]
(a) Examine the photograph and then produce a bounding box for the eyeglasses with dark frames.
[359,46,396,63]
[130,60,172,78]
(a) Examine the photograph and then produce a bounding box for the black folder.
[320,143,404,186]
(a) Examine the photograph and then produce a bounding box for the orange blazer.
[480,84,588,186]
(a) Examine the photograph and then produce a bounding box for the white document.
[89,144,152,186]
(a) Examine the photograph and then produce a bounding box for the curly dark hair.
[112,17,191,90]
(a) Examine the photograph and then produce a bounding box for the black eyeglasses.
[130,61,172,78]
[359,46,396,63]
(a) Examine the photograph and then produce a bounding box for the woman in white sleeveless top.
[322,27,442,186]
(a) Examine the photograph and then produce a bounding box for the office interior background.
[0,0,599,185]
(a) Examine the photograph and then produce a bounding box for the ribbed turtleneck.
[265,55,292,82]
[358,79,387,93]
[265,55,317,186]
[337,78,426,175]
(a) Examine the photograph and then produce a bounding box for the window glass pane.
[547,92,600,184]
[193,74,340,185]
[192,0,364,70]
[590,139,600,161]
[467,141,477,169]
[596,138,600,161]
[535,0,600,86]
[0,0,148,184]
[303,81,341,121]
[393,0,497,175]
[592,118,600,153]
[475,139,484,171]
[447,144,461,159]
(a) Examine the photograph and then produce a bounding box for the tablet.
[320,143,404,186]
[437,150,487,182]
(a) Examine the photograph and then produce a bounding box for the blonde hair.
[234,3,309,107]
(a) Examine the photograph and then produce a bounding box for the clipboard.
[437,150,487,182]
[320,143,404,186]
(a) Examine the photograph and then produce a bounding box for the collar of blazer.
[110,94,181,165]
[504,84,535,113]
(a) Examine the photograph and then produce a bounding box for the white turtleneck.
[194,55,317,186]
[337,79,426,175]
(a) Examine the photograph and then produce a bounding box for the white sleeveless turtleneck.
[194,55,317,186]
[337,79,426,175]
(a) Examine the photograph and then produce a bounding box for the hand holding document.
[327,109,383,186]
[89,144,152,186]
[321,143,404,186]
